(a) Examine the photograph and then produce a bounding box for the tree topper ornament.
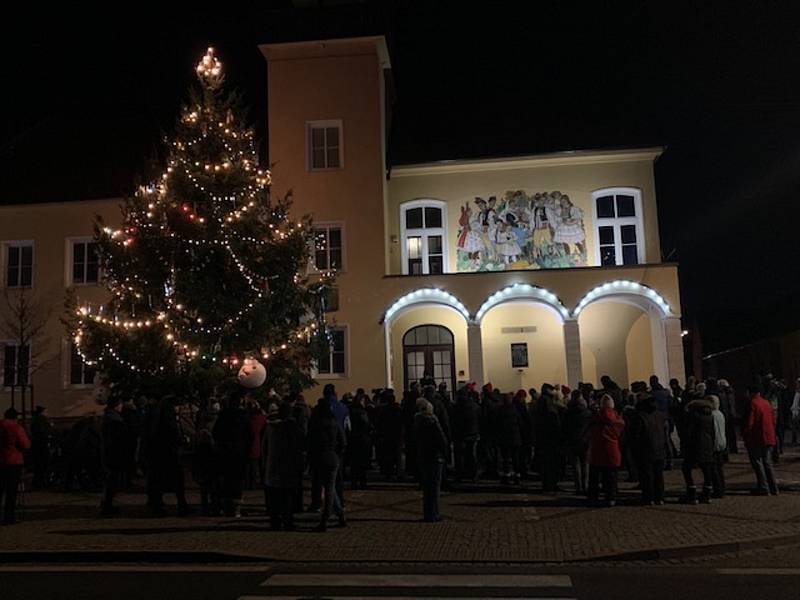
[196,47,223,89]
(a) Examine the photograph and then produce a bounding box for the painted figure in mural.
[457,203,484,269]
[495,217,522,264]
[553,194,586,258]
[476,196,499,260]
[530,193,555,261]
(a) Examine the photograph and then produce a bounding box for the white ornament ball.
[238,359,266,388]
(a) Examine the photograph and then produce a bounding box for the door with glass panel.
[402,324,456,393]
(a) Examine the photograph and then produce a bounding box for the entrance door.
[402,324,456,393]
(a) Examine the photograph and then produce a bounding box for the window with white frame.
[317,327,346,377]
[313,225,343,271]
[2,342,30,388]
[400,200,447,275]
[5,242,33,288]
[70,239,100,285]
[307,120,342,170]
[592,188,644,266]
[69,343,96,386]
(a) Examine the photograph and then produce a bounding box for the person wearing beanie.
[0,408,30,525]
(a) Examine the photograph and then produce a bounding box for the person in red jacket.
[742,385,779,495]
[587,394,626,506]
[0,407,32,525]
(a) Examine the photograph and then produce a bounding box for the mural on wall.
[456,190,587,271]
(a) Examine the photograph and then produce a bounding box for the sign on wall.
[456,190,587,271]
[511,342,529,368]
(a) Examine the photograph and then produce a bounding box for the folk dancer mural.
[456,190,587,271]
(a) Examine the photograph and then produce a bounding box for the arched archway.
[475,283,570,323]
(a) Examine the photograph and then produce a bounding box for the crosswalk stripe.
[261,574,572,587]
[242,596,576,600]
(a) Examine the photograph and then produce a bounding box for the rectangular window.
[401,203,448,275]
[323,285,339,313]
[71,240,100,284]
[317,327,346,376]
[2,343,30,387]
[69,343,95,385]
[593,190,644,267]
[313,225,343,271]
[307,120,343,170]
[5,242,33,288]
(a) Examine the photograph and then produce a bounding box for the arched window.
[591,187,644,266]
[402,324,455,392]
[400,200,448,275]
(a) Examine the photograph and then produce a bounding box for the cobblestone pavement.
[3,449,800,563]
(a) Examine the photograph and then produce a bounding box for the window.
[307,120,343,170]
[313,225,344,271]
[317,327,346,377]
[2,343,30,387]
[70,343,96,386]
[592,188,644,266]
[400,200,448,275]
[5,242,33,288]
[71,240,100,285]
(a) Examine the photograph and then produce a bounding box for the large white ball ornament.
[238,359,266,388]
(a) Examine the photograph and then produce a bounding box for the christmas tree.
[68,48,332,403]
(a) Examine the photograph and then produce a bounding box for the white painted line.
[716,568,800,575]
[261,574,572,587]
[243,597,575,600]
[0,565,273,573]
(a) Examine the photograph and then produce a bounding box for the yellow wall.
[579,300,655,387]
[480,303,566,392]
[389,305,468,390]
[626,311,655,384]
[0,198,122,417]
[387,150,662,275]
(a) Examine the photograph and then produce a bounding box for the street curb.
[0,551,270,564]
[579,533,800,562]
[3,533,800,565]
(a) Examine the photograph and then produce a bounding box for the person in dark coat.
[348,395,372,489]
[213,395,253,518]
[193,402,220,516]
[535,384,562,493]
[308,398,346,532]
[424,385,452,453]
[100,398,129,516]
[497,394,522,483]
[376,390,403,479]
[681,397,716,504]
[290,394,311,512]
[414,399,448,522]
[143,396,190,516]
[121,398,144,487]
[452,386,481,482]
[30,406,52,489]
[599,375,623,410]
[513,389,533,478]
[717,379,738,455]
[264,403,304,530]
[587,394,625,506]
[563,392,592,495]
[401,383,421,479]
[628,393,667,504]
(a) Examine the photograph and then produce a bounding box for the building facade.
[0,35,685,417]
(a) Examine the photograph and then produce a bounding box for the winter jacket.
[514,398,533,446]
[496,402,522,448]
[563,401,592,451]
[452,393,481,441]
[651,384,671,415]
[249,413,268,460]
[349,404,372,445]
[742,394,777,448]
[0,418,31,466]
[684,400,716,464]
[628,396,666,462]
[102,408,130,470]
[534,393,563,450]
[718,387,737,419]
[376,401,403,443]
[213,407,253,466]
[308,412,345,470]
[414,413,448,464]
[711,408,727,453]
[429,394,452,443]
[588,407,625,467]
[264,417,305,488]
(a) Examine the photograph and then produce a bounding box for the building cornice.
[259,35,390,69]
[391,147,665,178]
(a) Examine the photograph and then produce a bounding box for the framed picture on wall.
[511,342,529,368]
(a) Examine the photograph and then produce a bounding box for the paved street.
[2,564,800,600]
[2,450,800,599]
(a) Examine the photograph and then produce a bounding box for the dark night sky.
[3,1,800,355]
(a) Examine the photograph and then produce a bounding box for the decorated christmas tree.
[68,48,332,403]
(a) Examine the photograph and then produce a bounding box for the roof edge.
[259,35,390,69]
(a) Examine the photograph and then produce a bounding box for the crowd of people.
[0,372,798,528]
